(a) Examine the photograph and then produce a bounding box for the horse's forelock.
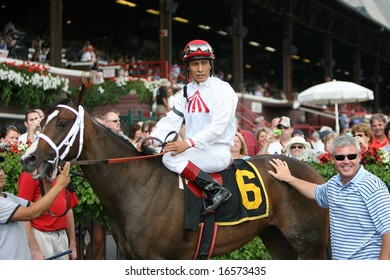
[41,98,74,123]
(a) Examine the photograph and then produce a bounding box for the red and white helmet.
[182,39,215,63]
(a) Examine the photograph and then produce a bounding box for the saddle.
[182,158,269,259]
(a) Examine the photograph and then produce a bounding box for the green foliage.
[0,62,68,112]
[364,163,390,187]
[71,166,109,226]
[307,162,337,181]
[1,145,24,195]
[68,79,153,111]
[130,80,154,103]
[212,236,272,260]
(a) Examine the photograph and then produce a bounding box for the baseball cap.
[277,116,291,128]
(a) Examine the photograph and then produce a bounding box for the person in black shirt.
[156,79,171,120]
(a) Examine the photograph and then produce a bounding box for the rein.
[69,152,165,166]
[38,180,70,217]
[68,132,176,166]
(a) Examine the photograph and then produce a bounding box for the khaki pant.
[32,227,69,260]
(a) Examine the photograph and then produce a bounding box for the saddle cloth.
[184,159,269,231]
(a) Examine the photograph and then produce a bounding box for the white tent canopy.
[297,80,374,133]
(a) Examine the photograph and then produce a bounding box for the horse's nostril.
[20,155,39,172]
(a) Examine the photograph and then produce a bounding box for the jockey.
[149,39,238,212]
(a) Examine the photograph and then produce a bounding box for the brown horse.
[20,98,329,260]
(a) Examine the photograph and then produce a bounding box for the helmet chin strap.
[37,104,85,181]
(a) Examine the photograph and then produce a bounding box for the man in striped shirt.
[268,135,390,259]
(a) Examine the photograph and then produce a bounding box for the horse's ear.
[73,74,92,106]
[73,83,87,106]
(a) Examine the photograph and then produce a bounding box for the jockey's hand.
[163,140,190,156]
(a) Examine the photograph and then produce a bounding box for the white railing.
[0,57,91,78]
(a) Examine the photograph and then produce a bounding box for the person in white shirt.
[80,45,97,65]
[268,116,294,155]
[18,109,44,144]
[148,39,238,212]
[310,131,325,154]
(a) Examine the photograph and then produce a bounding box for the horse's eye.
[58,119,68,127]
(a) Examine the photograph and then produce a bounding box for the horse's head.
[20,99,85,181]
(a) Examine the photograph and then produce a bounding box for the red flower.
[318,151,332,164]
[317,145,384,166]
[359,145,382,165]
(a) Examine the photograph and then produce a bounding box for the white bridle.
[37,104,85,181]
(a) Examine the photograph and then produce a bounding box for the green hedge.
[67,79,153,111]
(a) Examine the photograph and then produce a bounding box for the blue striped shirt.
[315,166,390,259]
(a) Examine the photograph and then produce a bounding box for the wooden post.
[323,33,333,80]
[159,0,177,78]
[373,55,381,112]
[352,47,361,84]
[283,15,293,101]
[232,0,244,93]
[49,0,62,67]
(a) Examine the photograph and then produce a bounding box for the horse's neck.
[78,118,144,217]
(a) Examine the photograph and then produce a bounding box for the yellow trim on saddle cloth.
[216,161,269,226]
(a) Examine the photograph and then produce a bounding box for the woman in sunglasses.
[268,135,390,259]
[147,39,238,212]
[284,136,312,160]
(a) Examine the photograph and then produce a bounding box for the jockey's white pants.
[162,143,231,174]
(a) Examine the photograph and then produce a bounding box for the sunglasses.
[277,125,289,130]
[332,154,358,161]
[184,44,213,55]
[291,145,304,149]
[106,119,120,123]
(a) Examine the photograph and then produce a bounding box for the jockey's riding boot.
[181,162,232,211]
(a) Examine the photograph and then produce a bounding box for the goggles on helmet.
[182,40,215,63]
[183,43,214,56]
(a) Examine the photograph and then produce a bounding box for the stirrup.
[206,189,232,211]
